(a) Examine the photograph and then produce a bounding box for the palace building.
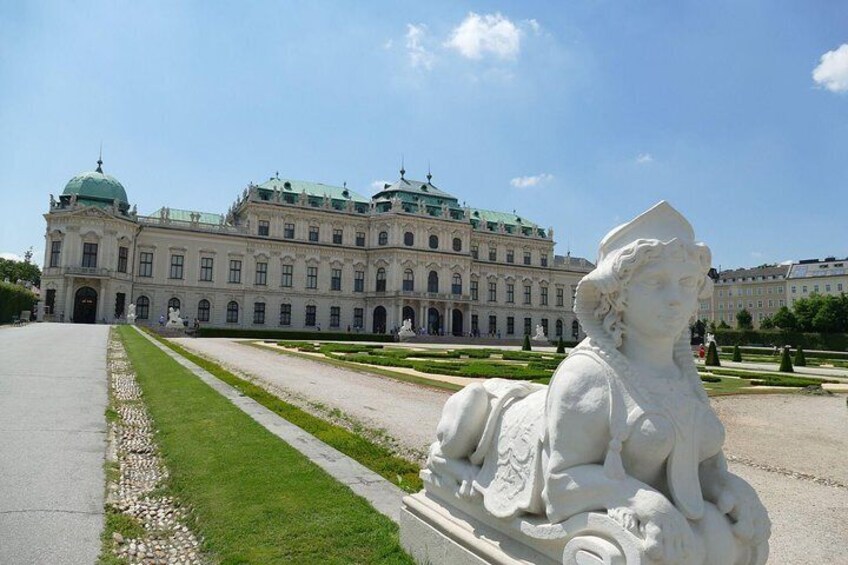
[42,159,593,339]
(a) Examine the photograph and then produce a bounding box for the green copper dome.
[62,159,128,204]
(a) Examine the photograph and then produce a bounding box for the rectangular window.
[307,266,318,289]
[556,288,564,307]
[471,280,479,301]
[541,287,548,306]
[281,264,293,287]
[757,300,763,308]
[489,247,497,261]
[524,284,532,305]
[471,245,479,259]
[488,281,497,302]
[197,300,210,322]
[541,255,548,267]
[82,242,98,268]
[331,268,342,291]
[45,289,56,313]
[333,229,343,244]
[356,232,365,247]
[258,220,270,236]
[228,259,242,283]
[354,270,364,292]
[814,285,819,293]
[524,317,532,336]
[253,302,265,324]
[49,241,62,267]
[488,315,497,335]
[200,257,214,281]
[777,287,783,294]
[471,314,479,335]
[523,251,531,266]
[309,226,319,242]
[255,262,268,285]
[506,283,515,304]
[117,246,128,273]
[139,252,153,277]
[330,306,340,328]
[169,254,184,279]
[506,250,514,264]
[353,307,363,329]
[305,305,316,326]
[506,316,515,335]
[284,223,295,239]
[279,304,291,326]
[839,283,844,292]
[826,284,831,292]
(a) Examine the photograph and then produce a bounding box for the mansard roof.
[257,177,370,203]
[372,177,459,205]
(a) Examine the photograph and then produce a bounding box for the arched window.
[429,234,439,249]
[452,273,462,295]
[168,297,180,312]
[136,296,150,320]
[428,270,439,293]
[226,301,239,324]
[376,268,386,292]
[404,231,414,246]
[197,299,210,322]
[452,237,462,252]
[556,319,563,337]
[403,269,414,291]
[378,231,388,246]
[572,320,580,339]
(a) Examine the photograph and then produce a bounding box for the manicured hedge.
[198,328,395,342]
[721,345,848,361]
[0,281,37,324]
[714,329,848,352]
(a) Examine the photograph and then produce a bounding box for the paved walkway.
[0,323,109,565]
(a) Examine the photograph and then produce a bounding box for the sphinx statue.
[401,202,770,565]
[398,318,417,341]
[532,323,548,343]
[166,307,184,328]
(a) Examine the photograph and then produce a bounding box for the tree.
[794,346,807,367]
[556,336,565,354]
[811,298,847,333]
[736,308,753,330]
[0,254,41,287]
[771,306,797,331]
[732,344,742,362]
[705,341,721,367]
[718,320,730,329]
[779,346,794,373]
[522,334,532,351]
[759,316,775,330]
[708,320,717,334]
[793,295,826,332]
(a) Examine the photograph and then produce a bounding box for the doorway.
[402,306,416,328]
[427,307,441,335]
[372,306,387,334]
[451,309,463,336]
[73,286,97,324]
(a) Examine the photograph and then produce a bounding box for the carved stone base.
[400,477,646,565]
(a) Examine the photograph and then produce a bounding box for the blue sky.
[1,1,846,269]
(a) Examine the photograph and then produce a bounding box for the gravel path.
[172,338,848,564]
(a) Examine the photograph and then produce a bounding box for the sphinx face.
[622,257,701,341]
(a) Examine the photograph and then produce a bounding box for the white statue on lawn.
[532,323,547,342]
[126,303,136,325]
[415,202,770,564]
[398,318,416,340]
[166,307,183,328]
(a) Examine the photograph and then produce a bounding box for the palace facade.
[42,160,593,339]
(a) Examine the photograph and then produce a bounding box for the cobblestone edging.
[105,331,208,564]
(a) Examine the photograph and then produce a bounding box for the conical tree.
[522,334,532,351]
[556,336,565,354]
[732,344,742,362]
[794,346,807,367]
[779,346,794,373]
[705,341,721,367]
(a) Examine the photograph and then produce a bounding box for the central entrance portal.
[402,306,416,329]
[427,307,441,335]
[452,309,463,336]
[372,306,387,334]
[73,286,97,324]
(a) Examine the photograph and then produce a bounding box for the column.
[64,280,75,323]
[444,304,451,335]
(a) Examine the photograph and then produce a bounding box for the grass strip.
[120,327,413,564]
[145,331,423,493]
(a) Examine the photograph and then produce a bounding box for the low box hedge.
[714,329,848,353]
[198,328,395,342]
[0,281,37,324]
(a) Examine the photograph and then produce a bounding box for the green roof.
[469,207,547,237]
[372,177,459,205]
[150,207,223,225]
[62,162,128,204]
[258,177,369,203]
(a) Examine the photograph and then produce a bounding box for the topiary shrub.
[522,334,532,351]
[794,346,807,367]
[779,346,794,373]
[556,336,565,354]
[732,344,742,362]
[705,341,721,367]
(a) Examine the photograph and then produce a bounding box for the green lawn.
[119,326,413,565]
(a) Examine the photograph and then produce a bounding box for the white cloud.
[406,24,435,70]
[1,252,23,262]
[445,12,522,61]
[510,173,553,188]
[635,153,654,164]
[813,43,848,93]
[750,251,764,259]
[525,19,541,35]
